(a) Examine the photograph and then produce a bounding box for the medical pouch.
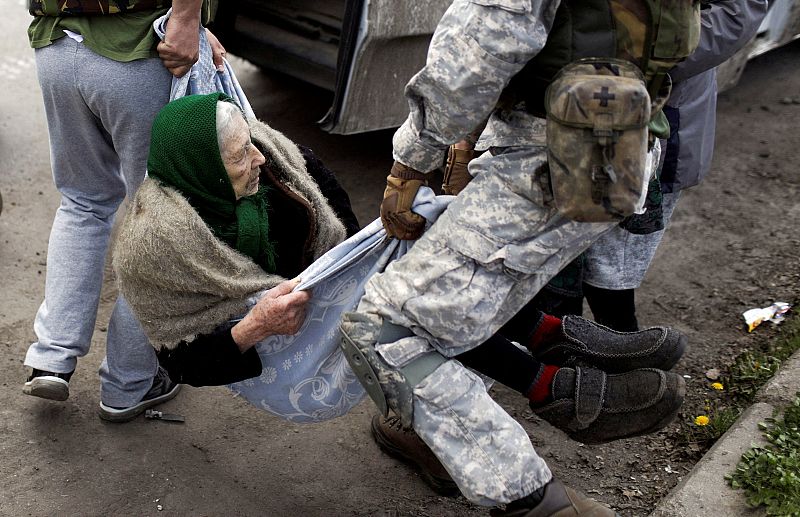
[545,58,651,222]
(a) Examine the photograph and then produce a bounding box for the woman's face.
[221,114,266,199]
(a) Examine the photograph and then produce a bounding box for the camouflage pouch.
[545,58,651,222]
[28,0,168,16]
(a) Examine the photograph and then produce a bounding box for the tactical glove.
[442,145,475,196]
[380,162,429,240]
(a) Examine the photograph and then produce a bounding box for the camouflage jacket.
[392,0,562,173]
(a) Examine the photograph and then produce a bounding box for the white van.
[212,0,800,134]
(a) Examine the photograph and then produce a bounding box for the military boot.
[491,479,618,516]
[341,312,446,428]
[370,414,459,496]
[532,366,685,444]
[534,315,687,373]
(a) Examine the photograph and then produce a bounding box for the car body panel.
[215,0,800,134]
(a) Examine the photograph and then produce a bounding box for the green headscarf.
[147,93,276,273]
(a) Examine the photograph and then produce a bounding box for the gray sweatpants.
[24,36,172,406]
[356,146,616,505]
[583,192,682,290]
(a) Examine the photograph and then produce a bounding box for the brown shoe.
[492,479,618,516]
[370,414,459,496]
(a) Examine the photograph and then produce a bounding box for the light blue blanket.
[230,189,452,423]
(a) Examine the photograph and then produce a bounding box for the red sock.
[527,365,559,405]
[528,314,563,351]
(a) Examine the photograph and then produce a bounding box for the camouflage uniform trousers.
[355,145,615,505]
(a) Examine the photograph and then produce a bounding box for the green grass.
[726,315,800,404]
[726,352,783,403]
[727,393,800,516]
[681,313,800,448]
[683,404,742,445]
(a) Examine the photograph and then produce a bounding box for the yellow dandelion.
[694,415,710,426]
[711,382,724,390]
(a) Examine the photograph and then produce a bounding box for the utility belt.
[535,58,671,222]
[28,0,170,16]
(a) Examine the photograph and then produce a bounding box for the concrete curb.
[650,349,800,516]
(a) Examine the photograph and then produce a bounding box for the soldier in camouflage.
[341,0,700,514]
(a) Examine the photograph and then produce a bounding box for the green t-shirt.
[28,10,169,62]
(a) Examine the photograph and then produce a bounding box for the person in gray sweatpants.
[22,0,222,422]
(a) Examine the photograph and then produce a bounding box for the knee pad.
[340,312,446,429]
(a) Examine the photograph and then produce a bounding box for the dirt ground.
[1,5,798,514]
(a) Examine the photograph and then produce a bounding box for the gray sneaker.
[534,315,687,373]
[23,369,74,401]
[99,367,181,423]
[532,366,685,444]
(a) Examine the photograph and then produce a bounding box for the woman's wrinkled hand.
[231,279,312,351]
[252,280,311,335]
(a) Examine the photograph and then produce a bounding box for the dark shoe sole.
[98,383,181,423]
[23,377,69,401]
[370,417,460,497]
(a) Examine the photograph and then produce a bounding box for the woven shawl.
[113,118,347,348]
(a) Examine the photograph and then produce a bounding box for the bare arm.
[157,0,203,77]
[230,280,312,352]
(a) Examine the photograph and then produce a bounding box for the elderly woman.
[114,92,362,405]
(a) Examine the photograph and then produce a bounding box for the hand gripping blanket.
[153,12,256,119]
